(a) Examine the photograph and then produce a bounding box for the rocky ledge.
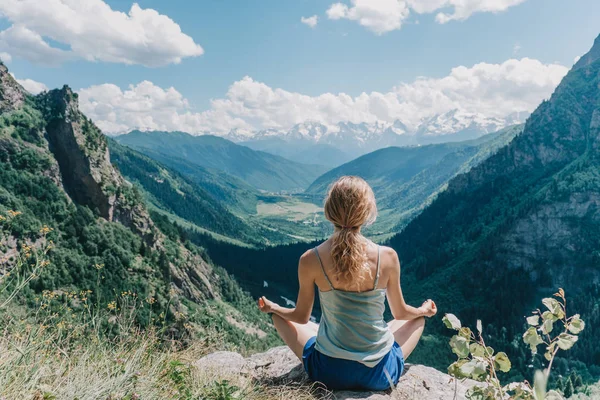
[197,346,477,399]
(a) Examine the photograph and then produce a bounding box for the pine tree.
[564,378,574,398]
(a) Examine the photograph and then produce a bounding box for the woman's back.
[313,242,395,367]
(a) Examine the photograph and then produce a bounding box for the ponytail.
[324,176,377,291]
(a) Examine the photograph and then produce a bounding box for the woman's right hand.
[258,296,276,313]
[419,299,437,317]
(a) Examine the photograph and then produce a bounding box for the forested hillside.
[108,140,291,245]
[0,63,275,353]
[306,125,523,235]
[386,35,600,382]
[115,130,328,192]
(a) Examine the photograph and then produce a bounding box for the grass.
[0,212,320,400]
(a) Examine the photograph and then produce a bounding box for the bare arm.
[385,248,436,320]
[258,251,315,324]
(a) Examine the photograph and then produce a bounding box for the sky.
[1,0,599,136]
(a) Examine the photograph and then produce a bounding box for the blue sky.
[1,0,599,135]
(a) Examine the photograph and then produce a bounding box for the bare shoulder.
[298,248,318,275]
[378,245,400,270]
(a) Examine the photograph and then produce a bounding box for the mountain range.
[115,130,327,192]
[228,110,527,167]
[305,125,523,235]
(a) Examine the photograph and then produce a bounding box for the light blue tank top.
[313,246,395,368]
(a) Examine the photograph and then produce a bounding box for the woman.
[258,176,437,391]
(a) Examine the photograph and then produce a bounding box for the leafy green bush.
[444,289,585,399]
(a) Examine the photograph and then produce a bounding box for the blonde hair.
[323,176,377,290]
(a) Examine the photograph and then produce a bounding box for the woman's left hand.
[258,296,276,313]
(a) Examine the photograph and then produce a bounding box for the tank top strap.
[313,247,335,291]
[373,245,381,290]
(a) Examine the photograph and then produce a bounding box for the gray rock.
[196,346,477,399]
[196,351,246,376]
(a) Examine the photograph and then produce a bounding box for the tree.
[563,378,574,398]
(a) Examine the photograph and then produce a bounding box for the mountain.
[386,34,600,377]
[305,125,523,235]
[229,113,525,167]
[415,109,514,144]
[0,62,274,351]
[108,140,290,245]
[240,136,353,168]
[114,130,327,192]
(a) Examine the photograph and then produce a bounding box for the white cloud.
[0,52,11,63]
[78,58,568,135]
[78,81,250,135]
[301,15,319,28]
[326,0,410,35]
[432,0,528,23]
[16,78,48,95]
[0,0,204,67]
[326,0,528,33]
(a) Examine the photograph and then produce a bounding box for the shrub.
[444,289,585,400]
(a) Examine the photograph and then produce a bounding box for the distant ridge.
[114,130,328,192]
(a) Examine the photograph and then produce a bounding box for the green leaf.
[459,327,472,339]
[486,346,494,356]
[523,327,544,354]
[527,315,540,326]
[541,318,554,335]
[556,333,578,350]
[443,313,461,331]
[533,370,547,400]
[448,359,470,379]
[494,352,511,373]
[542,298,565,319]
[542,310,558,322]
[470,343,486,357]
[476,319,482,335]
[568,315,585,334]
[542,298,560,313]
[457,359,488,381]
[450,335,470,358]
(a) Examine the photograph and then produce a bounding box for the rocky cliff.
[197,346,478,399]
[0,62,219,303]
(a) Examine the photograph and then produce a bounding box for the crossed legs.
[271,314,319,359]
[272,314,425,361]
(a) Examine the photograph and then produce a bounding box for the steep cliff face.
[0,63,25,113]
[41,86,122,221]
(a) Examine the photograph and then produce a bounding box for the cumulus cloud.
[16,78,48,94]
[301,15,319,28]
[78,81,250,135]
[0,0,204,67]
[327,0,528,33]
[0,52,12,63]
[432,0,528,23]
[77,58,568,135]
[327,0,410,35]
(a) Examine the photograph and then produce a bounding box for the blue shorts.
[302,336,404,391]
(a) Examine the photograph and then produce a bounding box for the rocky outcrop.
[197,346,478,399]
[0,62,26,113]
[0,61,219,304]
[42,86,123,221]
